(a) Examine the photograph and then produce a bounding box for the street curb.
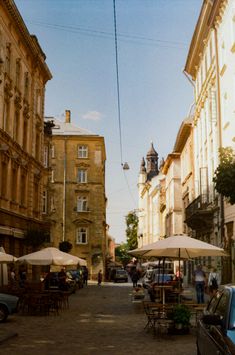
[0,331,18,344]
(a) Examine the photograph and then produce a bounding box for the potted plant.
[171,304,191,334]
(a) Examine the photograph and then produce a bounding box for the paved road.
[0,282,197,355]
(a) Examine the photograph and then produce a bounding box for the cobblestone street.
[0,283,197,355]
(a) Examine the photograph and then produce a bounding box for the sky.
[15,0,202,244]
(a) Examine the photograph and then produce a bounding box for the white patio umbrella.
[0,247,17,287]
[17,247,87,266]
[129,235,227,259]
[0,251,18,264]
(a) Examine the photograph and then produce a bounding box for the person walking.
[83,267,88,286]
[193,264,206,304]
[208,267,219,296]
[131,269,139,288]
[97,270,102,286]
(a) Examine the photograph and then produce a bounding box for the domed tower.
[146,142,158,180]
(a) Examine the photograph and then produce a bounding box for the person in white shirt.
[208,267,219,296]
[193,264,206,304]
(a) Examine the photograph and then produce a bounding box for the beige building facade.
[45,112,106,278]
[0,0,51,256]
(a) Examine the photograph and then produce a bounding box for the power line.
[113,0,123,166]
[26,19,187,49]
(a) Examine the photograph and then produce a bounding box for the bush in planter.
[172,304,191,329]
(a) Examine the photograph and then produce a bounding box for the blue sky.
[15,0,202,243]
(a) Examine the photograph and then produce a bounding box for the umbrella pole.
[178,249,181,304]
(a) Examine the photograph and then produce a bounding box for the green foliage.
[24,229,49,249]
[59,241,72,253]
[213,147,235,204]
[125,211,138,250]
[172,304,191,326]
[115,243,131,266]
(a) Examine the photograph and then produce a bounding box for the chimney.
[65,110,71,123]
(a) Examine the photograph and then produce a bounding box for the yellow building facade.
[0,0,52,256]
[44,112,107,279]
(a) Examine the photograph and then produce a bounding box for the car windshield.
[229,291,235,329]
[117,270,126,275]
[153,274,173,283]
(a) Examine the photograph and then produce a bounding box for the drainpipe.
[62,137,67,242]
[214,27,225,281]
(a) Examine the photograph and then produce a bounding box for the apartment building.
[184,0,235,282]
[44,111,106,278]
[0,0,52,256]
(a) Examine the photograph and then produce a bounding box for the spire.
[146,142,158,179]
[140,157,146,173]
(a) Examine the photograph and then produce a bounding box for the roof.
[173,117,193,153]
[184,0,221,79]
[45,117,98,136]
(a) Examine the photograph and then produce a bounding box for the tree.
[24,228,49,250]
[125,211,138,250]
[59,241,72,253]
[115,243,131,265]
[213,147,235,204]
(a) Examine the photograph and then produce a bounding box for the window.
[77,196,88,211]
[77,169,87,183]
[3,99,10,131]
[43,146,48,168]
[20,172,27,206]
[51,145,55,158]
[1,161,8,198]
[14,110,20,142]
[11,165,18,202]
[78,145,88,158]
[33,177,39,212]
[35,131,40,160]
[15,58,21,89]
[51,169,55,183]
[5,44,10,75]
[42,190,47,214]
[76,227,88,244]
[23,120,28,150]
[24,72,29,99]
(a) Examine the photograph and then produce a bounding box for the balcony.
[185,195,217,231]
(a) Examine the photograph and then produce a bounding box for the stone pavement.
[0,282,198,355]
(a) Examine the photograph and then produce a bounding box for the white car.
[0,293,19,322]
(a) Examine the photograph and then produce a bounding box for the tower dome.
[146,142,158,179]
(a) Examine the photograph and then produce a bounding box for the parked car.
[0,293,19,322]
[113,269,128,283]
[66,270,83,289]
[147,273,177,302]
[197,285,235,355]
[44,272,77,293]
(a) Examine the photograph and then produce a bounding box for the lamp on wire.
[122,162,130,170]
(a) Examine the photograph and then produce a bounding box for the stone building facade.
[0,0,52,256]
[44,111,107,278]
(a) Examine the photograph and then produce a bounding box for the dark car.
[113,269,128,283]
[0,293,19,322]
[44,272,77,293]
[147,273,177,302]
[66,270,83,289]
[197,285,235,355]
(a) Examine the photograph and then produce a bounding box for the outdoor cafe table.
[153,285,173,305]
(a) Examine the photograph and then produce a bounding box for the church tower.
[146,142,158,180]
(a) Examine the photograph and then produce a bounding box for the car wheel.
[0,305,8,323]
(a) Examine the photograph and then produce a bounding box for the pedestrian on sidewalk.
[97,270,102,286]
[208,267,219,296]
[193,264,206,304]
[131,269,139,288]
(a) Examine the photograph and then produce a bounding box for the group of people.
[193,264,219,304]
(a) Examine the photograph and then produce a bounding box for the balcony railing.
[185,194,216,231]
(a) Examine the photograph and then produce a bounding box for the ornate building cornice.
[2,0,52,82]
